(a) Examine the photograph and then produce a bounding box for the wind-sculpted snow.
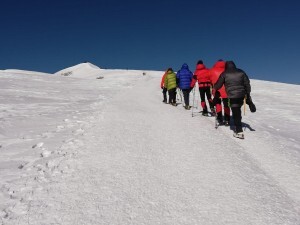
[0,67,300,224]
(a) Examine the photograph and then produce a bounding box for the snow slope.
[1,69,52,76]
[0,65,300,224]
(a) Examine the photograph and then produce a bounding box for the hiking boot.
[210,108,216,116]
[217,114,223,124]
[224,120,230,126]
[202,112,209,116]
[217,118,224,125]
[233,132,244,139]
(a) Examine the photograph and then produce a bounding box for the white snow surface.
[0,64,300,224]
[2,69,52,76]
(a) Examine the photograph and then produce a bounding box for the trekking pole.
[179,89,184,106]
[191,87,196,117]
[176,88,180,103]
[215,110,218,129]
[195,83,198,109]
[243,97,246,116]
[243,97,247,131]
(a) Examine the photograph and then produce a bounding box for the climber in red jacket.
[191,60,214,116]
[210,59,230,125]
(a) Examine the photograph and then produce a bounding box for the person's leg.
[199,88,207,114]
[169,88,176,105]
[231,107,243,133]
[163,88,167,102]
[182,89,189,107]
[230,98,244,133]
[205,87,214,110]
[215,98,223,122]
[168,89,172,104]
[223,98,230,123]
[174,89,177,104]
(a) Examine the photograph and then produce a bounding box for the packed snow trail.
[2,72,300,224]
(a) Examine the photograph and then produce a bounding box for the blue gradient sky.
[1,0,299,84]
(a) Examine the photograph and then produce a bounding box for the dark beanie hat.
[197,60,203,65]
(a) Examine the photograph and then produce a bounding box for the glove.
[249,103,256,113]
[246,94,256,113]
[245,94,252,105]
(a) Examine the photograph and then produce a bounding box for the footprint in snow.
[72,128,84,135]
[268,125,280,131]
[56,125,65,132]
[32,142,44,149]
[46,159,60,170]
[2,202,28,219]
[41,132,53,138]
[41,150,52,158]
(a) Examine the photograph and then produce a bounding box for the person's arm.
[164,74,168,89]
[243,73,251,95]
[189,71,193,82]
[243,73,253,106]
[190,74,197,88]
[161,74,165,88]
[176,72,180,87]
[213,73,225,91]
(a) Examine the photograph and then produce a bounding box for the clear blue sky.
[1,0,299,84]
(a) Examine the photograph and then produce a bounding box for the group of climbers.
[160,60,256,139]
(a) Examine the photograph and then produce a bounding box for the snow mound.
[1,69,52,76]
[55,62,103,79]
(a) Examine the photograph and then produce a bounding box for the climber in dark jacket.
[213,61,254,139]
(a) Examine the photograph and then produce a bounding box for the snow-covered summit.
[55,62,102,78]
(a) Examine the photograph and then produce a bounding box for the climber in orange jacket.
[160,70,168,103]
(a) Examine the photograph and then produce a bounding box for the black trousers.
[162,88,167,102]
[168,88,177,104]
[199,87,213,112]
[214,97,230,121]
[230,98,244,133]
[182,89,190,106]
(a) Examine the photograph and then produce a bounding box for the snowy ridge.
[0,69,300,225]
[1,69,52,76]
